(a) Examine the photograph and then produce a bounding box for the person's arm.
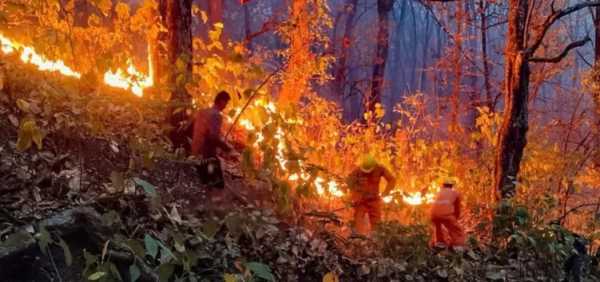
[208,112,231,152]
[454,193,462,219]
[381,166,396,196]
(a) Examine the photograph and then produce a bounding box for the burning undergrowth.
[1,24,599,281]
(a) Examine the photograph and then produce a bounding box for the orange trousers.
[431,214,465,247]
[353,197,382,235]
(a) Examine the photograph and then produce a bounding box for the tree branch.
[530,37,591,63]
[243,19,283,45]
[528,0,600,54]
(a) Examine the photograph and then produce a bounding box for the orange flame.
[0,33,152,96]
[103,60,153,97]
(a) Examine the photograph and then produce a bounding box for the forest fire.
[0,33,152,96]
[0,32,439,207]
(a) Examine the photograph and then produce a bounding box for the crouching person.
[430,178,465,250]
[346,154,396,236]
[191,91,234,193]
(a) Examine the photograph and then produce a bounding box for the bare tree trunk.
[243,2,252,51]
[208,0,224,27]
[494,0,529,199]
[335,0,358,98]
[479,0,493,111]
[367,0,393,115]
[449,2,464,133]
[156,0,193,150]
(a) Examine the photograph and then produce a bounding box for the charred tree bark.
[495,0,529,199]
[156,0,193,151]
[367,0,393,115]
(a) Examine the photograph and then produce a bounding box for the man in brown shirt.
[346,155,396,235]
[191,91,233,189]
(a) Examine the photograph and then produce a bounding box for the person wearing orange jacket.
[430,178,465,249]
[346,155,396,236]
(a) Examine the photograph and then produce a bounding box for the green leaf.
[88,272,106,281]
[224,273,237,282]
[144,234,159,259]
[158,263,175,282]
[156,239,176,261]
[57,237,73,266]
[126,239,146,258]
[37,226,51,256]
[133,177,157,197]
[246,262,275,282]
[129,264,141,282]
[201,219,220,239]
[110,171,125,192]
[109,262,123,281]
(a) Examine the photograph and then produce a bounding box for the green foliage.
[373,221,430,263]
[246,262,275,282]
[133,177,157,197]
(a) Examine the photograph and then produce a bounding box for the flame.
[0,34,15,54]
[327,180,344,197]
[103,59,153,97]
[0,34,446,208]
[0,33,153,96]
[0,34,81,78]
[402,192,427,206]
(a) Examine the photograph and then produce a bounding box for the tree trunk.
[367,0,393,115]
[208,0,224,27]
[279,0,312,106]
[479,0,493,111]
[243,2,252,50]
[494,0,529,199]
[335,0,358,98]
[595,6,600,62]
[449,2,464,133]
[594,5,600,169]
[156,0,193,150]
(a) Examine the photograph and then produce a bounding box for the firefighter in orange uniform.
[430,178,465,249]
[346,155,396,236]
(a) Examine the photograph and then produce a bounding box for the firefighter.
[430,178,465,249]
[191,91,234,190]
[346,154,396,236]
